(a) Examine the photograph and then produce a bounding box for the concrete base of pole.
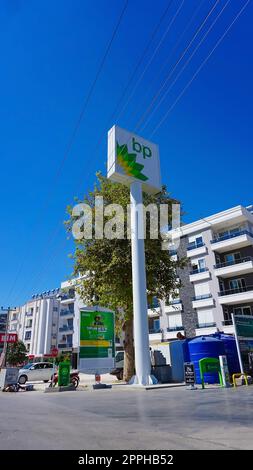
[128,374,158,386]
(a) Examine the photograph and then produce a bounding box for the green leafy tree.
[6,340,27,366]
[66,173,185,381]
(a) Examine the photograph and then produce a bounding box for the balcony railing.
[190,267,208,275]
[211,230,253,244]
[167,326,183,332]
[218,285,253,296]
[60,310,74,316]
[60,293,75,301]
[197,322,216,328]
[214,256,253,269]
[149,329,161,334]
[168,299,181,305]
[25,312,33,317]
[222,319,233,326]
[187,241,205,251]
[58,343,73,349]
[169,250,177,256]
[59,326,73,332]
[192,294,212,301]
[25,325,32,329]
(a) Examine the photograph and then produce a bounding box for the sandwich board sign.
[79,310,115,374]
[107,125,161,194]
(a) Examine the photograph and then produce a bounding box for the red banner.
[0,333,18,343]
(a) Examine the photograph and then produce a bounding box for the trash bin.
[58,362,70,386]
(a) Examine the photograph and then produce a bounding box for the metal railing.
[222,319,233,326]
[60,310,74,316]
[218,285,253,296]
[169,250,177,256]
[190,267,208,275]
[59,325,73,332]
[192,294,212,301]
[214,256,253,269]
[196,322,216,328]
[25,312,33,317]
[58,343,73,349]
[187,241,205,251]
[211,229,253,244]
[149,329,161,334]
[167,326,184,332]
[168,299,181,305]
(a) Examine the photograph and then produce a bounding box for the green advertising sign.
[234,315,253,338]
[79,310,115,361]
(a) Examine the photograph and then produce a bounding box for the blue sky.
[0,0,252,306]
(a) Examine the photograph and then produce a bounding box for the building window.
[195,236,203,246]
[148,296,159,309]
[234,306,252,316]
[53,307,58,312]
[225,252,241,264]
[26,343,30,352]
[229,278,246,290]
[25,331,31,341]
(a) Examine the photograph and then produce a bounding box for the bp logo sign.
[108,125,161,194]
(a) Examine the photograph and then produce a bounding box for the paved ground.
[1,384,253,450]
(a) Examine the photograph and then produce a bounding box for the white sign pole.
[232,313,244,374]
[129,181,157,386]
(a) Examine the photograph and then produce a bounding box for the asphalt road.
[0,385,253,450]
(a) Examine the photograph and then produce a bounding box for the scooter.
[49,370,80,389]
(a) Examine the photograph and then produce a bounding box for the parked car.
[18,362,54,384]
[110,351,124,380]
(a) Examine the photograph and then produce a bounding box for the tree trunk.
[123,317,135,382]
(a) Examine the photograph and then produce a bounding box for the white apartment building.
[12,204,252,355]
[160,204,253,338]
[9,290,61,356]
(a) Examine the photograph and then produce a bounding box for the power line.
[5,0,129,306]
[150,0,251,136]
[135,0,220,132]
[140,0,230,131]
[75,0,175,194]
[128,0,206,126]
[8,1,176,305]
[115,0,185,122]
[11,1,175,304]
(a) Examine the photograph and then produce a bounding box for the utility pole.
[0,306,16,368]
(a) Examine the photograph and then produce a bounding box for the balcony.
[195,322,217,335]
[164,299,183,313]
[25,312,33,317]
[189,267,210,283]
[187,241,207,258]
[192,294,214,309]
[218,285,253,305]
[58,343,73,349]
[148,307,160,317]
[60,293,75,305]
[167,326,184,332]
[214,256,253,278]
[166,327,185,339]
[59,325,73,332]
[25,325,32,329]
[197,322,216,328]
[60,309,74,317]
[221,319,235,334]
[210,230,253,253]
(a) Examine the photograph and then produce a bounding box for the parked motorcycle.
[49,369,80,389]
